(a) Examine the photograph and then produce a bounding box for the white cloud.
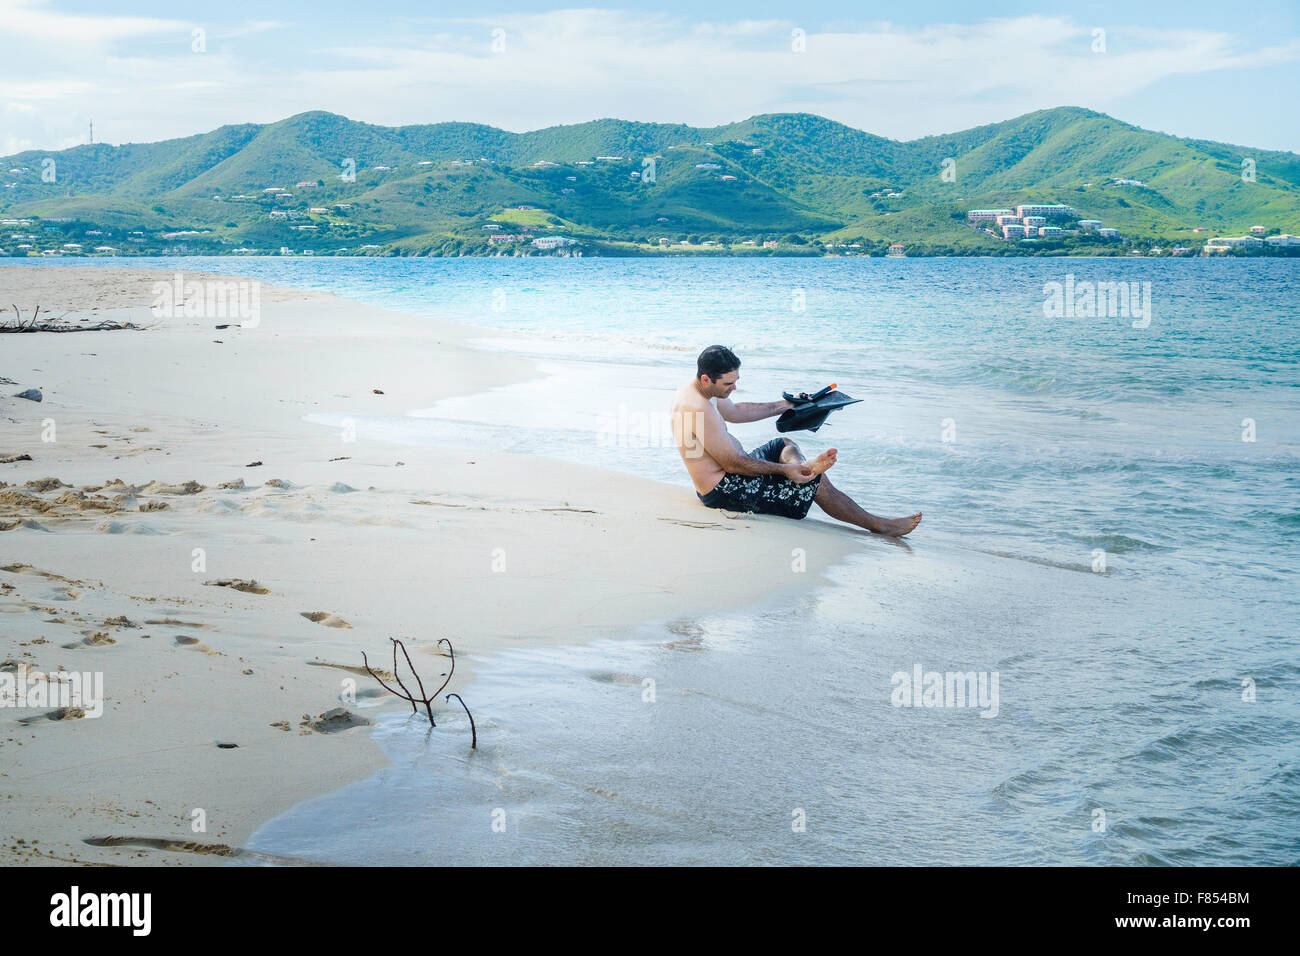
[0,0,184,45]
[1,7,1297,153]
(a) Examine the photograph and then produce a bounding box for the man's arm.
[696,405,811,480]
[717,396,793,424]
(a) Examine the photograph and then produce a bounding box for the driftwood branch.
[362,637,476,749]
[433,637,455,698]
[392,639,417,715]
[445,693,477,750]
[1,303,142,333]
[360,649,412,704]
[395,638,430,709]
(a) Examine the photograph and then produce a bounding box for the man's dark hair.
[697,345,740,381]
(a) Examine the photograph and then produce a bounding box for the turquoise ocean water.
[7,256,1297,864]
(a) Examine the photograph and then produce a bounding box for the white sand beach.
[0,266,863,865]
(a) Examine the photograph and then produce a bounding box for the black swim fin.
[776,385,862,433]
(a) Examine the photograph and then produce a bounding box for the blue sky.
[2,0,1298,155]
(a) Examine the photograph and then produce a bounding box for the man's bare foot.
[872,512,922,537]
[807,448,837,476]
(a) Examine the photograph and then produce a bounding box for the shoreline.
[5,250,1296,262]
[0,265,867,865]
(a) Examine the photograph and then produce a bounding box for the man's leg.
[813,473,922,537]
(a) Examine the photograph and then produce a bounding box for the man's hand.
[782,461,816,483]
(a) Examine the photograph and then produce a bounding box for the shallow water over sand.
[243,533,1297,865]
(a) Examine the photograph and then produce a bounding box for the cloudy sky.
[2,0,1298,156]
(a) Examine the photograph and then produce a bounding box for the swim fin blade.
[776,387,862,433]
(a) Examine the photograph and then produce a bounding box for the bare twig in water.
[391,639,417,715]
[432,637,455,698]
[361,636,476,743]
[362,639,435,726]
[394,638,431,712]
[445,693,477,750]
[362,638,476,746]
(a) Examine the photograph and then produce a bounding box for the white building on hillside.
[532,236,578,250]
[1016,204,1077,219]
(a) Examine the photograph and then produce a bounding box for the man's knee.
[779,437,799,460]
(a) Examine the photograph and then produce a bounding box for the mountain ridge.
[3,107,1297,256]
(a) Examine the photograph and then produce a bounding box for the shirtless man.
[672,345,922,537]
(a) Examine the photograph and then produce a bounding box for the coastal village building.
[532,236,578,249]
[1015,204,1078,219]
[966,209,1013,223]
[887,243,906,257]
[1078,220,1103,230]
[1002,224,1027,238]
[1265,234,1300,246]
[1097,228,1120,238]
[1249,225,1266,235]
[1207,236,1263,249]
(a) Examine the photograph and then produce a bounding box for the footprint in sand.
[174,635,221,655]
[301,611,352,629]
[307,659,393,679]
[80,836,319,865]
[657,518,733,530]
[2,564,87,586]
[301,707,370,733]
[84,836,235,857]
[203,578,270,595]
[18,707,86,724]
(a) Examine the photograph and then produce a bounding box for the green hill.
[2,106,1296,257]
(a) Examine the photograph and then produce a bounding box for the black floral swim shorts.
[697,437,822,519]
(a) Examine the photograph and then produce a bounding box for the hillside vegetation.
[2,106,1297,257]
